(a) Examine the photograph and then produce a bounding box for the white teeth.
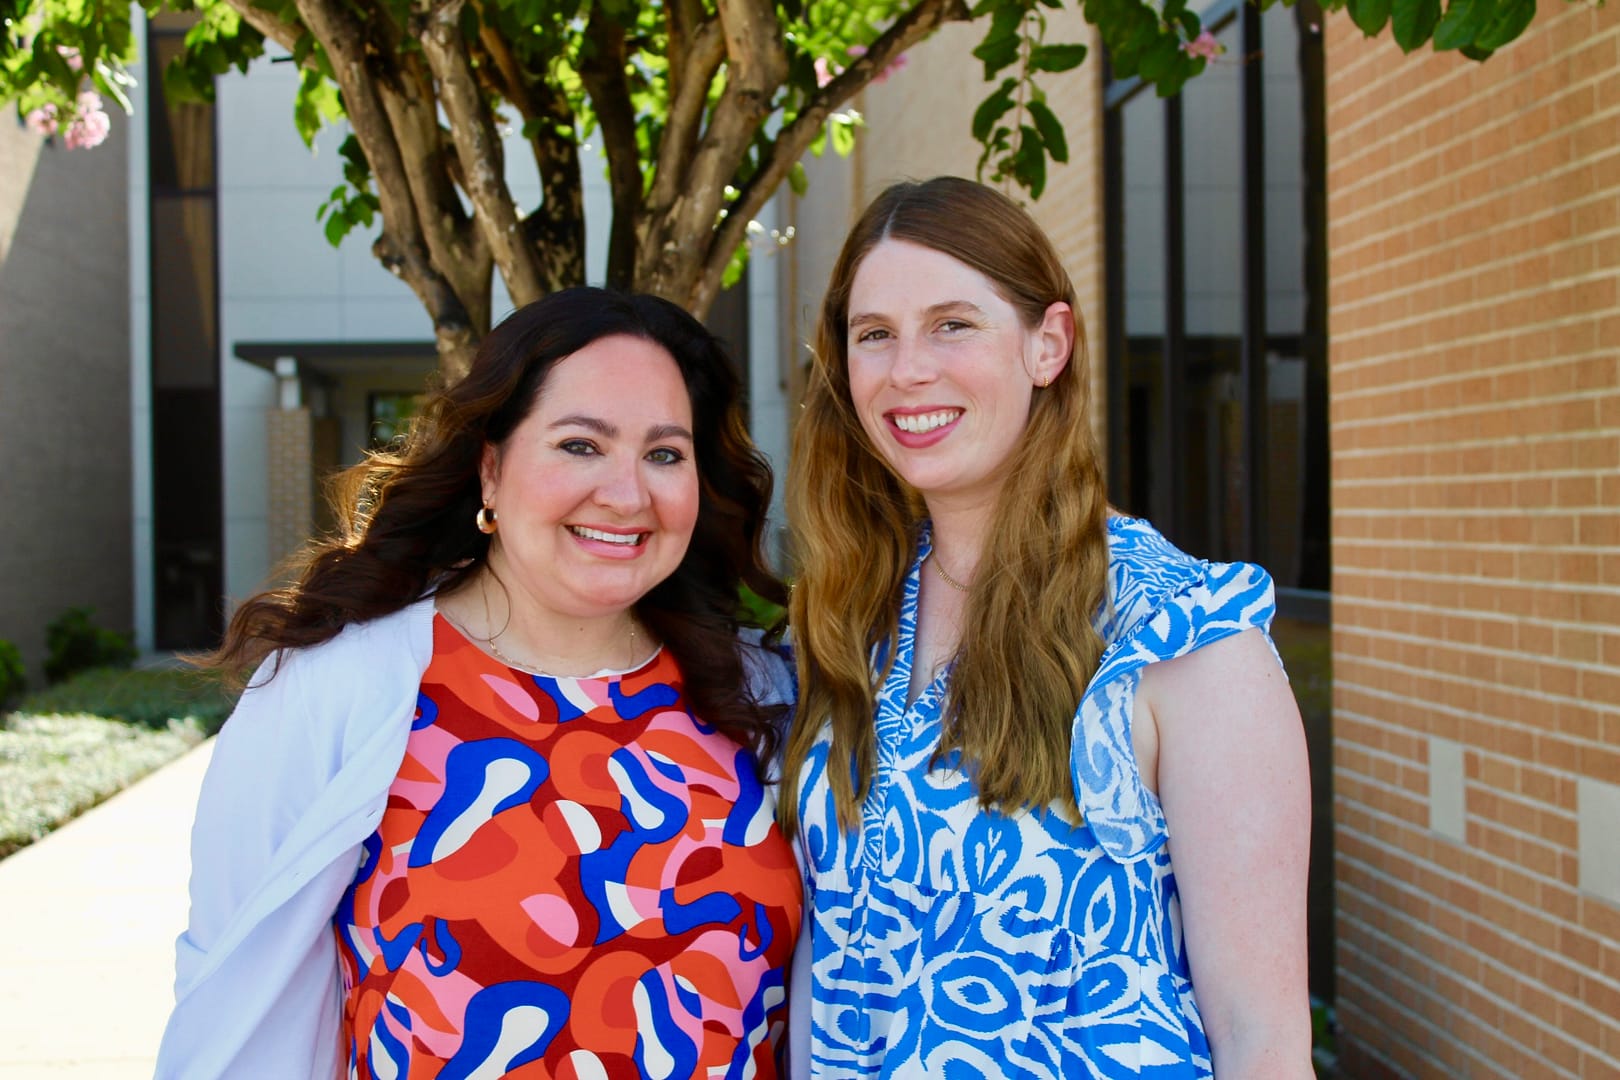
[893,410,961,434]
[569,526,643,545]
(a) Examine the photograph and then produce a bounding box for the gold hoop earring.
[475,505,498,534]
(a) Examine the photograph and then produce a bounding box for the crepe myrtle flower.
[1182,31,1223,61]
[63,91,111,149]
[25,102,59,136]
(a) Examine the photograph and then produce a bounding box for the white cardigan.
[154,597,796,1080]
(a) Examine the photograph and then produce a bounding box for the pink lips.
[567,526,648,559]
[886,409,962,449]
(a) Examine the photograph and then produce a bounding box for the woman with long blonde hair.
[782,177,1313,1079]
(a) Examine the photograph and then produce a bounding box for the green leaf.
[323,207,350,247]
[1028,98,1068,163]
[721,239,750,289]
[1433,0,1494,49]
[971,78,1016,142]
[972,2,1026,79]
[1392,0,1442,51]
[829,114,856,156]
[1138,36,1181,83]
[972,32,1021,79]
[1015,124,1047,199]
[1347,0,1393,36]
[788,161,808,196]
[1028,43,1088,72]
[1474,0,1535,50]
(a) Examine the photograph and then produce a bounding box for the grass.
[0,666,237,860]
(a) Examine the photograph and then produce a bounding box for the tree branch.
[521,79,586,293]
[467,4,584,292]
[691,0,972,315]
[579,8,643,289]
[293,0,487,372]
[419,0,546,308]
[221,0,308,57]
[644,15,724,226]
[636,0,788,300]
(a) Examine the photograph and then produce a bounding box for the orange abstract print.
[334,616,801,1079]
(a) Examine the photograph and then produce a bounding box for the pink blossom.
[814,56,835,88]
[1182,30,1223,61]
[24,103,59,136]
[63,91,110,150]
[57,45,83,71]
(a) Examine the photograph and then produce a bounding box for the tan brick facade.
[1326,5,1620,1076]
[265,407,314,574]
[0,116,131,677]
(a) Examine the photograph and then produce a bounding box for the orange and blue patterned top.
[334,614,802,1079]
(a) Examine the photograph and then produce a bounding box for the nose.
[593,455,652,514]
[889,334,937,388]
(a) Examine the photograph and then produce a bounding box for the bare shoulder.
[1138,627,1292,729]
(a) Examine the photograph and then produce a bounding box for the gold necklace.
[927,550,971,592]
[446,610,641,677]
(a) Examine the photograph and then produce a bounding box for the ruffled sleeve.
[1070,519,1278,862]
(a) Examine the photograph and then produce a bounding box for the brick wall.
[265,408,313,575]
[0,116,131,677]
[1326,5,1620,1076]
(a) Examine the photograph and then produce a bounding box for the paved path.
[0,740,213,1079]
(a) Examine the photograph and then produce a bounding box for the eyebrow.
[549,415,693,442]
[848,300,987,329]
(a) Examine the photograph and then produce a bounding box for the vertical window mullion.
[1164,93,1186,541]
[1243,2,1269,562]
[1104,104,1128,499]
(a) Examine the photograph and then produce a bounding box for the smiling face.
[480,333,699,622]
[845,239,1070,513]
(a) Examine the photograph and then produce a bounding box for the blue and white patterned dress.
[793,516,1279,1079]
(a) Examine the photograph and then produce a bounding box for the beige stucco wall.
[0,117,133,680]
[775,13,1108,445]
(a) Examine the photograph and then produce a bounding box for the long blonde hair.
[782,177,1111,834]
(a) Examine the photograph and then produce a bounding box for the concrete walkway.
[0,740,213,1079]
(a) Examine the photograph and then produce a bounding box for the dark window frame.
[1102,0,1330,619]
[148,16,224,649]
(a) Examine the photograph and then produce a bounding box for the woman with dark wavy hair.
[782,178,1312,1079]
[156,288,802,1080]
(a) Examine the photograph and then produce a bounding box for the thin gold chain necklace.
[927,549,972,592]
[443,610,641,677]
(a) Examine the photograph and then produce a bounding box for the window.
[149,13,223,650]
[1106,0,1328,595]
[367,391,427,450]
[1104,0,1334,999]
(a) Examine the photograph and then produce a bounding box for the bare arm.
[1136,627,1315,1079]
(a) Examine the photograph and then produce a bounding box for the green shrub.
[44,607,137,684]
[0,712,206,859]
[19,666,237,736]
[0,639,24,708]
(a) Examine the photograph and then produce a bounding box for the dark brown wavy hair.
[211,287,788,757]
[781,177,1111,833]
